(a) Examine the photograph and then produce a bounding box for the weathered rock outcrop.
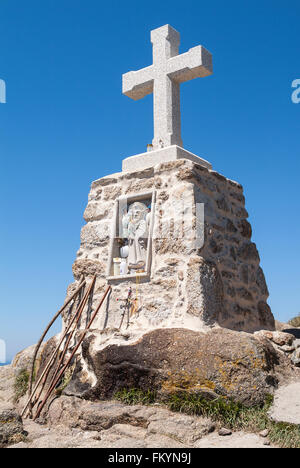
[8,396,270,448]
[65,327,291,406]
[254,329,300,368]
[0,405,25,448]
[0,344,45,407]
[12,344,37,370]
[47,396,215,446]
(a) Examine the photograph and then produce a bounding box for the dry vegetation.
[115,388,300,448]
[288,313,300,328]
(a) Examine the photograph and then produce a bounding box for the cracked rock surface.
[9,396,271,449]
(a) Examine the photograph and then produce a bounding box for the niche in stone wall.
[107,191,156,281]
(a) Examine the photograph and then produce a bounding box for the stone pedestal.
[122,145,212,172]
[65,157,274,335]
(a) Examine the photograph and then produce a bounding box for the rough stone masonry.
[69,158,274,335]
[63,24,274,337]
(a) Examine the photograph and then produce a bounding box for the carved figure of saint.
[122,201,150,271]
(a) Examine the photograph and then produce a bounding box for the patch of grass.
[114,388,300,448]
[114,388,157,405]
[13,368,30,402]
[167,392,243,427]
[268,421,300,448]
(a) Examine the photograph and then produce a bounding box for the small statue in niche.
[122,201,151,271]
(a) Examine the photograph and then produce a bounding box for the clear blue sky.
[0,0,299,362]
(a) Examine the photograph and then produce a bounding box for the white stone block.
[122,145,212,172]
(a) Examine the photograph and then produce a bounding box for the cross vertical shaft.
[151,26,182,148]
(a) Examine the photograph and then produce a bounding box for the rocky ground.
[1,370,299,448]
[9,399,272,449]
[0,364,273,448]
[268,380,300,425]
[1,325,300,449]
[11,419,269,449]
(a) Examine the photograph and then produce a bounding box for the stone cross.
[122,24,213,150]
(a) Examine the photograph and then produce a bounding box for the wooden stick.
[39,280,96,404]
[21,276,96,417]
[27,277,86,402]
[34,285,111,421]
[24,278,95,418]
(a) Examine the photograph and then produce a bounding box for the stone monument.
[59,25,275,403]
[122,23,212,171]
